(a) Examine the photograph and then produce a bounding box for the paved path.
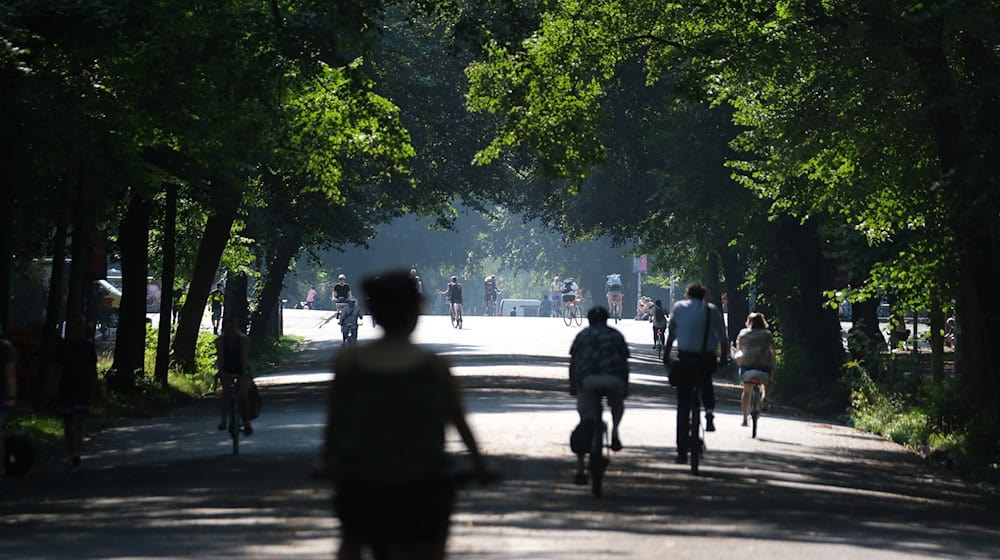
[1,310,997,559]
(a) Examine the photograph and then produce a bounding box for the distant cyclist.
[569,306,629,485]
[339,299,363,346]
[483,275,500,315]
[605,273,623,319]
[736,312,776,427]
[332,274,352,316]
[216,317,253,435]
[561,278,579,313]
[651,299,667,349]
[440,276,464,318]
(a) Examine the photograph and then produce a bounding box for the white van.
[499,298,541,317]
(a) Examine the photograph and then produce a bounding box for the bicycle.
[449,301,463,329]
[608,297,622,324]
[221,374,244,455]
[744,370,767,439]
[563,301,583,326]
[342,324,359,347]
[484,294,499,317]
[655,328,665,359]
[589,402,611,497]
[685,383,705,474]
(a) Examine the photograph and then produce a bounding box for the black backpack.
[4,429,36,477]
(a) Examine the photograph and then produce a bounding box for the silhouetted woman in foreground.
[323,269,492,560]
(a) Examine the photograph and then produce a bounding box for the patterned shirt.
[570,324,630,386]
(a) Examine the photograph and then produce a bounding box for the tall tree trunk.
[249,230,301,348]
[906,37,1000,410]
[767,217,844,390]
[929,295,945,385]
[65,166,91,322]
[719,245,748,344]
[172,210,237,371]
[154,184,177,388]
[36,180,71,411]
[109,189,152,391]
[704,251,723,310]
[225,272,249,330]
[0,191,11,329]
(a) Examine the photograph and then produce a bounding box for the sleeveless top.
[736,328,775,370]
[220,336,244,375]
[329,356,448,483]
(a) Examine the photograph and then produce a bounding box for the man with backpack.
[605,273,624,321]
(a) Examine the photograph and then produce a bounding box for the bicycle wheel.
[230,398,240,455]
[590,420,607,497]
[457,310,463,329]
[451,309,459,329]
[563,306,572,326]
[690,387,700,474]
[573,308,583,326]
[751,385,762,439]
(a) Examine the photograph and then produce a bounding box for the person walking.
[305,286,318,310]
[568,306,629,485]
[323,270,492,560]
[53,314,98,467]
[663,283,729,464]
[208,281,225,334]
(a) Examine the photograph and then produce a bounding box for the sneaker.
[218,422,227,431]
[611,435,623,452]
[243,425,253,436]
[705,413,716,432]
[574,472,587,485]
[675,452,688,464]
[741,418,748,427]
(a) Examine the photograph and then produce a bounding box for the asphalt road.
[1,309,997,559]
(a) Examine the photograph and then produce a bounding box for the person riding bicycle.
[216,316,253,435]
[735,312,776,427]
[663,283,728,464]
[483,275,500,315]
[440,276,463,319]
[605,273,623,318]
[332,274,352,311]
[569,306,629,485]
[561,278,579,312]
[651,299,668,349]
[339,299,363,345]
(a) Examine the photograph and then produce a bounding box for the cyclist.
[332,274,352,316]
[208,281,225,334]
[651,298,667,349]
[735,312,776,427]
[440,276,463,319]
[483,274,500,315]
[663,283,728,463]
[569,306,629,485]
[561,278,579,315]
[605,273,623,318]
[409,268,422,295]
[216,316,253,435]
[339,298,363,345]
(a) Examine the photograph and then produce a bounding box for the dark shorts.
[335,478,456,541]
[607,286,623,294]
[562,294,576,303]
[449,298,463,305]
[211,307,222,321]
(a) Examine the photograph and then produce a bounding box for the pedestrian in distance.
[305,286,318,310]
[663,283,729,464]
[323,269,493,560]
[208,281,225,334]
[569,306,629,485]
[53,313,98,467]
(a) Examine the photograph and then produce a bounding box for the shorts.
[562,294,576,303]
[211,308,222,321]
[740,368,771,384]
[607,286,623,294]
[576,374,626,419]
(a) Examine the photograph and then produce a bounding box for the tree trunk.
[172,209,237,371]
[929,296,945,385]
[704,251,723,310]
[65,166,91,322]
[36,181,70,411]
[769,218,845,389]
[719,245,748,344]
[154,184,177,388]
[225,272,249,330]
[906,37,1000,410]
[249,230,301,348]
[0,192,11,329]
[108,189,152,391]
